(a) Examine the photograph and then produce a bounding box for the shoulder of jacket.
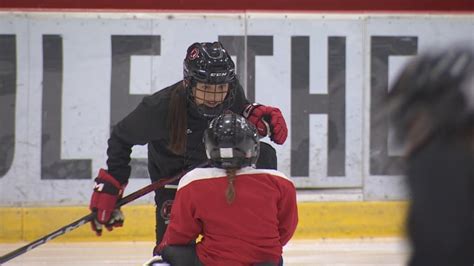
[238,167,294,185]
[177,168,227,191]
[142,81,181,107]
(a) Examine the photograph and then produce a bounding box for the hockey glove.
[243,103,288,144]
[91,208,125,236]
[89,169,127,236]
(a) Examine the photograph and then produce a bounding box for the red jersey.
[158,167,298,266]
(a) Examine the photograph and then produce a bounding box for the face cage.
[193,85,229,105]
[187,81,235,119]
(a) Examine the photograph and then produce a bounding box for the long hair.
[225,168,237,204]
[168,82,188,155]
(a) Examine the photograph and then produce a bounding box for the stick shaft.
[0,213,94,264]
[0,162,206,264]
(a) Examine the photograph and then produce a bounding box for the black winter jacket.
[407,133,474,266]
[106,81,250,184]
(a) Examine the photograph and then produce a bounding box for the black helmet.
[204,112,260,169]
[184,42,237,118]
[387,47,474,144]
[184,42,236,85]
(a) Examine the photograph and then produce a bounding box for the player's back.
[177,167,297,266]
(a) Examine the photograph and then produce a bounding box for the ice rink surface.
[0,238,409,266]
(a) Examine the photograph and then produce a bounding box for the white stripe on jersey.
[177,167,293,191]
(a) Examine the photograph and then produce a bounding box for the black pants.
[161,245,203,266]
[162,245,283,266]
[154,142,277,246]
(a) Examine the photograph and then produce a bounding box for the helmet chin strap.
[196,103,226,119]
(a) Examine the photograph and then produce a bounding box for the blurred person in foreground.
[147,112,298,266]
[386,47,473,266]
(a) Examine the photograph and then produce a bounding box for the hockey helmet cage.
[183,42,237,118]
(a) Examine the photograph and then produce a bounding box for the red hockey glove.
[89,169,126,236]
[243,103,288,144]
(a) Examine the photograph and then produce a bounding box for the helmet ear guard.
[204,112,260,169]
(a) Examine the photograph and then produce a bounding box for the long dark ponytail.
[225,168,237,204]
[168,82,188,155]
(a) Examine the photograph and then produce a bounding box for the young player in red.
[155,113,298,266]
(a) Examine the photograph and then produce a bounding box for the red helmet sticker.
[189,47,199,60]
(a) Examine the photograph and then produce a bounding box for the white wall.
[0,12,472,205]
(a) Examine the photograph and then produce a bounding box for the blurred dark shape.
[386,47,474,266]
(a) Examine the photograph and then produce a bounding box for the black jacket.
[407,133,474,266]
[106,81,250,184]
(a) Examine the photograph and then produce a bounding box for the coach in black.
[88,42,288,252]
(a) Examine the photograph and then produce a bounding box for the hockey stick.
[0,162,207,264]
